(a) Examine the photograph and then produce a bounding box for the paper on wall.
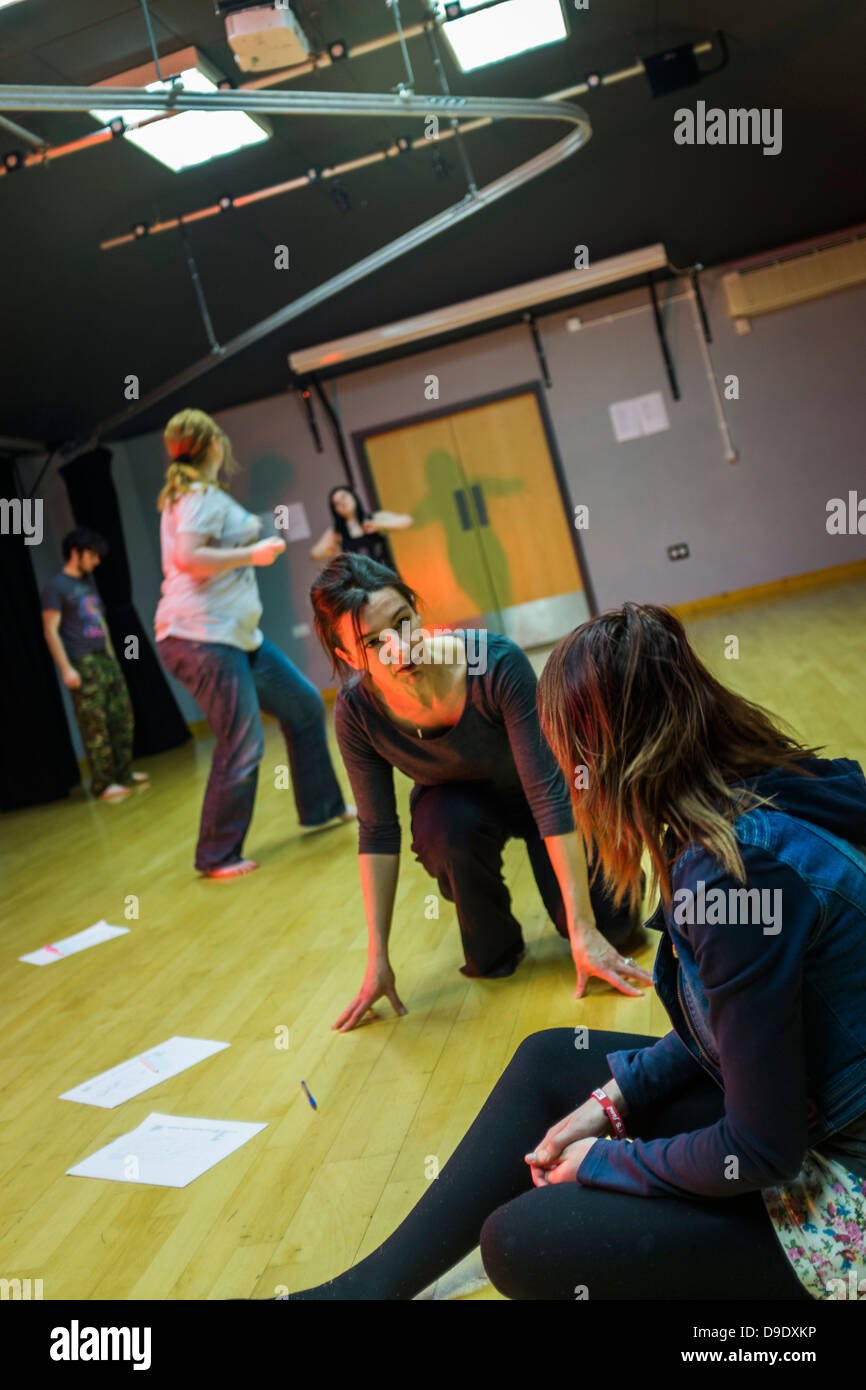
[609,399,643,442]
[282,501,311,541]
[609,390,670,442]
[59,1037,230,1109]
[66,1112,267,1188]
[19,920,129,966]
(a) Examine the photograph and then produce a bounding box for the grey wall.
[22,263,866,755]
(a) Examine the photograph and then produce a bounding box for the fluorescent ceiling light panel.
[90,67,268,172]
[435,0,566,73]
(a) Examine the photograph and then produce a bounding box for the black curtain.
[59,447,190,758]
[0,457,81,809]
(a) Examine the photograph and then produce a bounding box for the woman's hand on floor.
[570,932,653,998]
[526,1137,599,1186]
[332,961,407,1033]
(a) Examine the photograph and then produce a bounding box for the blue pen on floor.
[300,1079,317,1111]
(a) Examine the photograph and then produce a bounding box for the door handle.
[453,489,472,530]
[470,484,489,526]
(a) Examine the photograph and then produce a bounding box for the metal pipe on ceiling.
[0,38,714,177]
[0,111,45,149]
[0,86,582,123]
[32,87,589,448]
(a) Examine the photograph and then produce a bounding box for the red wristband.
[589,1087,627,1140]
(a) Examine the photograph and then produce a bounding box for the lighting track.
[0,85,590,444]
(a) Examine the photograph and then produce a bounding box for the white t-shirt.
[154,483,263,651]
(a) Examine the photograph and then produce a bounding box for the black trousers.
[285,1029,813,1301]
[409,780,636,974]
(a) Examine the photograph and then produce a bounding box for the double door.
[356,387,592,646]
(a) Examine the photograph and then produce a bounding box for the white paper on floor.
[19,920,129,966]
[59,1037,230,1109]
[67,1112,267,1188]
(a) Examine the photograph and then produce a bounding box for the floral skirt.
[762,1149,866,1299]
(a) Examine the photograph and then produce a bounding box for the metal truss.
[0,85,591,441]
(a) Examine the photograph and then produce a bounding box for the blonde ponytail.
[157,407,239,511]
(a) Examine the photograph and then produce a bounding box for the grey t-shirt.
[334,630,575,855]
[154,483,263,651]
[41,572,106,660]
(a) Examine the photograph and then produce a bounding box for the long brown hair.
[157,408,239,511]
[536,603,822,914]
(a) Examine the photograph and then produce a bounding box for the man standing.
[41,527,148,801]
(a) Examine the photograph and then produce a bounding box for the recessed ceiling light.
[90,66,269,172]
[433,0,567,73]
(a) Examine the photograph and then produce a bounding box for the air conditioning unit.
[722,237,866,319]
[224,3,311,72]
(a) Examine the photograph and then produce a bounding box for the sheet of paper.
[59,1037,230,1109]
[66,1112,267,1188]
[635,390,670,435]
[283,501,311,542]
[609,399,643,442]
[19,920,129,966]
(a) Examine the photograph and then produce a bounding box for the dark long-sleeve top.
[578,758,866,1196]
[333,630,575,855]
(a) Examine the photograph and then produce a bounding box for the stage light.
[586,72,601,89]
[434,0,566,74]
[3,150,23,171]
[90,64,268,172]
[643,43,702,97]
[328,40,347,61]
[109,116,125,137]
[132,221,149,238]
[218,194,233,210]
[290,244,669,373]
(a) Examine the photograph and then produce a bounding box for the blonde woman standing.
[155,409,354,878]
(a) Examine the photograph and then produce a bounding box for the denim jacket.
[577,757,866,1199]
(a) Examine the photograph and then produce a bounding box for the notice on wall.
[609,391,670,442]
[282,501,311,541]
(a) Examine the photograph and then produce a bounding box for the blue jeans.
[158,636,347,870]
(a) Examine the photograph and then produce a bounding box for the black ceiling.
[1,0,864,446]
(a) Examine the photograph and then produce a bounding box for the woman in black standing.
[310,485,412,570]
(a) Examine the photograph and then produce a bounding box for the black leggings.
[410,781,638,974]
[285,1029,813,1300]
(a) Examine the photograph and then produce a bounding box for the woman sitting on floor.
[280,602,866,1300]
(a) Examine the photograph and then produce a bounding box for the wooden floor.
[2,577,865,1301]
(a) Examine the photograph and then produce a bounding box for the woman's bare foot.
[202,859,259,879]
[98,783,131,801]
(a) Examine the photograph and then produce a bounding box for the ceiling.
[1,0,864,446]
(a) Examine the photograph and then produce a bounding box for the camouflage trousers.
[70,651,134,796]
